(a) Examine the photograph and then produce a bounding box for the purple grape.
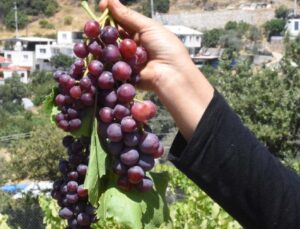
[74,43,89,58]
[136,46,148,65]
[69,154,82,166]
[113,160,127,176]
[67,108,79,119]
[58,120,69,131]
[77,164,88,177]
[103,90,118,108]
[66,193,79,204]
[98,122,109,139]
[70,86,82,100]
[112,61,132,81]
[151,142,164,158]
[53,179,64,191]
[113,104,130,120]
[117,83,135,103]
[59,207,73,220]
[65,78,76,90]
[102,45,121,64]
[138,154,155,171]
[137,177,153,192]
[121,117,137,133]
[53,70,63,82]
[67,171,79,181]
[81,93,94,106]
[99,107,114,124]
[51,190,62,200]
[55,94,65,107]
[59,74,71,87]
[69,119,82,131]
[117,176,132,192]
[97,71,115,89]
[80,77,92,91]
[56,113,65,123]
[120,148,139,166]
[88,40,103,58]
[74,59,85,74]
[128,166,144,184]
[84,20,100,38]
[85,205,96,216]
[77,185,88,198]
[60,184,68,195]
[77,213,91,226]
[68,218,78,228]
[124,132,140,147]
[101,26,119,44]
[107,142,123,156]
[107,123,123,142]
[88,60,104,77]
[59,160,70,174]
[67,181,78,193]
[139,132,159,154]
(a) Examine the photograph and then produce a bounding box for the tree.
[202,28,224,47]
[140,0,170,17]
[264,19,286,40]
[275,5,289,19]
[50,54,74,70]
[4,10,28,30]
[8,119,66,181]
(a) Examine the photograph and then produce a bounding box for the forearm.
[153,61,214,141]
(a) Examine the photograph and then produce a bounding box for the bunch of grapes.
[51,136,96,228]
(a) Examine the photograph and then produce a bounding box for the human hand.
[99,0,196,92]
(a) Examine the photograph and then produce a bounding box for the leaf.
[84,118,107,206]
[98,172,172,229]
[43,87,58,115]
[50,106,60,124]
[71,108,94,138]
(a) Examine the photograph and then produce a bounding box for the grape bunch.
[52,18,164,194]
[51,136,96,228]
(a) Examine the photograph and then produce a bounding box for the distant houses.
[286,16,300,38]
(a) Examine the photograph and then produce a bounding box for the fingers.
[99,0,153,32]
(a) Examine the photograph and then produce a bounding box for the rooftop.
[164,25,203,35]
[1,37,55,43]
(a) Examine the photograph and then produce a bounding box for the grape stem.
[81,1,98,21]
[98,9,109,24]
[134,98,145,103]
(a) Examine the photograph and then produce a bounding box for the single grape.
[81,93,94,106]
[151,142,164,158]
[69,119,82,131]
[136,177,153,192]
[136,46,148,65]
[56,113,65,123]
[131,102,149,122]
[55,94,65,107]
[88,60,104,77]
[71,141,84,152]
[67,181,78,193]
[67,171,79,181]
[99,107,114,124]
[68,218,78,228]
[84,20,100,38]
[98,122,109,139]
[74,59,85,74]
[77,164,88,177]
[113,160,128,176]
[128,166,145,184]
[58,120,69,131]
[97,71,115,89]
[139,132,159,154]
[74,43,89,58]
[64,95,73,106]
[138,154,155,171]
[77,213,91,226]
[88,40,103,58]
[107,142,123,156]
[102,45,121,64]
[119,39,137,60]
[66,193,79,204]
[80,77,92,91]
[103,90,118,108]
[53,179,64,191]
[70,86,82,100]
[59,207,73,220]
[112,61,132,81]
[121,117,137,133]
[124,132,140,147]
[107,123,123,142]
[51,190,62,200]
[100,26,119,44]
[143,100,157,119]
[120,148,139,166]
[65,78,76,90]
[53,71,63,82]
[59,74,71,87]
[77,185,88,198]
[69,154,83,166]
[117,83,135,103]
[67,108,79,119]
[117,176,132,192]
[113,104,130,120]
[60,183,68,195]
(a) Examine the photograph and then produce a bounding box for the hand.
[99,0,196,92]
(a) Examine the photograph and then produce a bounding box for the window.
[7,54,11,59]
[295,21,299,31]
[23,54,29,60]
[62,33,67,39]
[40,48,46,54]
[21,73,25,78]
[53,48,59,54]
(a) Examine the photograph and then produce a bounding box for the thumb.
[100,0,152,32]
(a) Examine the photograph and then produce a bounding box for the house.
[193,47,225,68]
[286,16,300,38]
[164,25,203,56]
[0,56,30,85]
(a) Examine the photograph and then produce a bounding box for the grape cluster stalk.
[51,5,164,227]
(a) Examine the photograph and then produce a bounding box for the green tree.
[8,120,66,181]
[4,10,28,30]
[264,19,286,40]
[140,0,170,17]
[275,5,289,19]
[50,54,75,70]
[202,28,224,47]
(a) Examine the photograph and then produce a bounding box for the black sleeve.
[168,90,300,229]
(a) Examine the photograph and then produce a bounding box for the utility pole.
[294,0,297,16]
[14,1,19,37]
[150,0,154,18]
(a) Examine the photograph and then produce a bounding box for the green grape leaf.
[43,87,58,115]
[50,106,60,124]
[84,118,107,206]
[98,172,172,229]
[71,108,94,138]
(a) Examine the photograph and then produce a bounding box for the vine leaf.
[84,118,107,206]
[98,172,172,229]
[43,88,58,115]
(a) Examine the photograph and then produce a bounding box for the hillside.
[0,0,296,39]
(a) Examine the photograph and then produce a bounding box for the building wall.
[4,51,35,70]
[286,19,300,37]
[3,70,29,84]
[57,31,74,45]
[35,44,53,60]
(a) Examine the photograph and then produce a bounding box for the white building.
[286,17,300,38]
[164,25,203,56]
